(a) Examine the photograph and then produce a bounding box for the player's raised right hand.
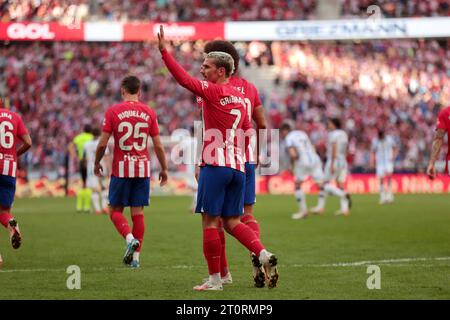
[157,25,166,52]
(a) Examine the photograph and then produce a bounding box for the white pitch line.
[1,257,449,273]
[305,256,450,267]
[0,268,64,273]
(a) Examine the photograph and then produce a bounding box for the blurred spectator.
[1,0,89,25]
[1,0,447,23]
[268,39,449,172]
[0,41,203,176]
[341,0,450,19]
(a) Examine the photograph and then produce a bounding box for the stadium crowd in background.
[266,39,449,172]
[1,0,448,24]
[0,41,204,177]
[1,38,447,177]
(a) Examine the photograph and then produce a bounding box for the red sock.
[241,214,260,239]
[203,228,221,275]
[132,214,145,252]
[230,223,264,256]
[110,211,131,239]
[0,213,13,228]
[218,228,228,277]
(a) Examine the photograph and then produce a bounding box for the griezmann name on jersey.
[0,108,28,177]
[102,101,159,178]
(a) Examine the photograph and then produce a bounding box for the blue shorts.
[244,162,256,205]
[195,165,245,217]
[0,175,16,208]
[109,176,150,207]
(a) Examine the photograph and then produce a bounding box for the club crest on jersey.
[123,154,148,162]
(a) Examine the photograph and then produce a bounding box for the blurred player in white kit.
[311,118,351,216]
[280,122,325,220]
[371,129,397,204]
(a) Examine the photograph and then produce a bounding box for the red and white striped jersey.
[0,108,28,178]
[162,49,251,172]
[102,101,159,178]
[197,76,261,164]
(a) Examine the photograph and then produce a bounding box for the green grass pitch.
[0,194,449,299]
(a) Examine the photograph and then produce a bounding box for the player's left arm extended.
[194,112,203,181]
[253,105,267,166]
[17,134,32,157]
[429,128,445,164]
[94,132,111,175]
[427,128,445,179]
[253,106,267,130]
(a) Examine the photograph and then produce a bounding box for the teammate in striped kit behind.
[94,76,168,268]
[158,25,278,291]
[371,130,398,204]
[0,98,32,254]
